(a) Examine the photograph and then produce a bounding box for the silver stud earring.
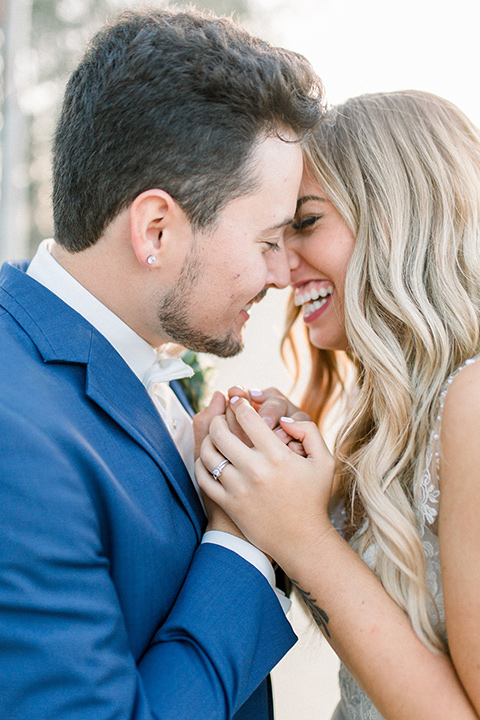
[146,255,156,265]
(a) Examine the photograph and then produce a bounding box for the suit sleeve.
[0,405,296,720]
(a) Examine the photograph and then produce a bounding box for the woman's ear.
[129,189,175,268]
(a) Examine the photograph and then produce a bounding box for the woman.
[196,90,480,719]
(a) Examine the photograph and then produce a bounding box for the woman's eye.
[292,215,322,232]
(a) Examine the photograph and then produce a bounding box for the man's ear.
[129,189,177,268]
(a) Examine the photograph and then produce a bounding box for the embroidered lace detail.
[335,665,384,720]
[418,445,440,534]
[417,356,480,536]
[332,356,480,720]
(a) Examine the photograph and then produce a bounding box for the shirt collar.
[27,239,193,386]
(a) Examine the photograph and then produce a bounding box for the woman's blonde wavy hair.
[285,90,480,650]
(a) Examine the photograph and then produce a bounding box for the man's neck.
[50,236,168,348]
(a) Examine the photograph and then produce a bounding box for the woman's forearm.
[277,526,477,720]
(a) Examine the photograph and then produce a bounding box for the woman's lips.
[303,291,333,322]
[293,281,334,322]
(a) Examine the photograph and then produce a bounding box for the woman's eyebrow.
[296,195,327,211]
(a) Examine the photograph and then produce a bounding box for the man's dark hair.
[52,7,324,251]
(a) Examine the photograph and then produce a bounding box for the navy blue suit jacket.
[0,261,296,719]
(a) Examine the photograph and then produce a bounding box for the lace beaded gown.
[329,358,479,720]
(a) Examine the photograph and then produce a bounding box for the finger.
[226,404,253,447]
[278,417,328,461]
[195,457,229,506]
[291,410,311,422]
[247,388,266,410]
[193,391,226,458]
[250,386,288,423]
[255,396,288,429]
[243,387,289,413]
[250,387,283,400]
[227,386,250,401]
[287,440,307,457]
[201,391,227,421]
[199,434,230,474]
[272,426,307,454]
[223,396,287,454]
[273,426,290,443]
[253,387,304,417]
[209,398,284,469]
[229,387,290,430]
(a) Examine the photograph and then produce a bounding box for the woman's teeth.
[294,285,333,313]
[303,296,329,314]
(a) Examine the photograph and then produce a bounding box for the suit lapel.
[85,334,205,538]
[170,379,195,418]
[0,262,206,540]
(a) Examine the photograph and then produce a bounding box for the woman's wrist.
[272,517,338,577]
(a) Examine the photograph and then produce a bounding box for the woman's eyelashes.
[292,215,323,232]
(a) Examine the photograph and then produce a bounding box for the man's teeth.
[294,285,333,307]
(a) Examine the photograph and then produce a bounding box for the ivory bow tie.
[142,354,194,393]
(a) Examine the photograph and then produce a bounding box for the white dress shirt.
[27,239,289,612]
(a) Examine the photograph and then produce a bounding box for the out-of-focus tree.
[177,0,250,17]
[0,0,33,262]
[27,0,127,256]
[0,0,255,260]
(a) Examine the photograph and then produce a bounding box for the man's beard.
[155,249,244,358]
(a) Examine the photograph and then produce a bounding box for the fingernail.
[230,396,240,404]
[280,416,295,423]
[249,389,263,397]
[262,416,273,428]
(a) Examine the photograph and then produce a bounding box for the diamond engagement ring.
[212,458,229,479]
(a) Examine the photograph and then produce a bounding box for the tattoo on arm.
[291,579,331,638]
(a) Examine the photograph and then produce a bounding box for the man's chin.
[214,343,244,359]
[200,333,244,358]
[158,313,244,357]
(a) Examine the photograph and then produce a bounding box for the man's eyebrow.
[265,216,295,231]
[296,195,327,211]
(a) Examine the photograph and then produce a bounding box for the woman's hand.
[195,396,335,564]
[193,391,249,540]
[227,386,310,455]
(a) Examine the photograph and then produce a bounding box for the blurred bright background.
[1,0,480,716]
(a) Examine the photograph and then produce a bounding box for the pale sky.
[247,0,480,120]
[246,0,480,121]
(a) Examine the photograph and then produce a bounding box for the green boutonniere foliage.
[178,350,214,413]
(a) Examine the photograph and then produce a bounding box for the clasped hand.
[193,388,335,565]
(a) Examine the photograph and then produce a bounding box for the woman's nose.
[266,246,291,289]
[286,244,301,272]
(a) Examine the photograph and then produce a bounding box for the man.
[0,8,323,719]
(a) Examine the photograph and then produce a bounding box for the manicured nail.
[262,416,273,428]
[280,416,295,423]
[249,389,263,397]
[230,396,240,404]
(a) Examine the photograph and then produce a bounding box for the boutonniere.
[178,350,214,413]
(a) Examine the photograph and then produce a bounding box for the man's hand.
[193,391,226,460]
